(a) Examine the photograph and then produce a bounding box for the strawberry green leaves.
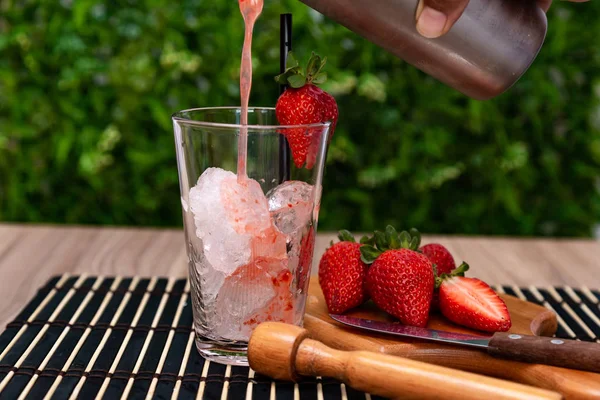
[275,51,302,86]
[306,53,327,78]
[360,235,376,245]
[312,73,327,85]
[360,226,422,264]
[387,225,401,249]
[359,245,382,264]
[286,74,307,88]
[338,229,356,242]
[286,51,299,69]
[329,229,356,247]
[401,228,422,251]
[274,52,328,89]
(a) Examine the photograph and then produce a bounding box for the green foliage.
[1,0,599,236]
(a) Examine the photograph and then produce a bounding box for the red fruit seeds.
[420,243,456,275]
[319,90,338,142]
[319,231,369,314]
[361,227,434,327]
[366,249,434,327]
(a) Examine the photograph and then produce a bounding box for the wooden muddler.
[248,322,562,400]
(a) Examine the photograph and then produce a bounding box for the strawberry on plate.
[275,52,338,169]
[438,275,512,333]
[318,230,369,314]
[361,227,434,328]
[420,243,456,276]
[420,243,465,311]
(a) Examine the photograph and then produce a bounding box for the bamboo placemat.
[0,275,598,400]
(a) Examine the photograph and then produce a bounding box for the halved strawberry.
[439,276,512,333]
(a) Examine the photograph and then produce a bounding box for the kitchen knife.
[330,314,600,373]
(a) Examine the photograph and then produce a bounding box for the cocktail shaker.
[299,0,547,100]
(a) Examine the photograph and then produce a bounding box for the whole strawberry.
[319,230,369,314]
[420,244,455,275]
[362,227,434,328]
[420,243,458,311]
[438,275,511,333]
[275,52,338,169]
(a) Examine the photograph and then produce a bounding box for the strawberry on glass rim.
[275,52,339,169]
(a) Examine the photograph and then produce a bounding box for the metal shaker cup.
[299,0,547,100]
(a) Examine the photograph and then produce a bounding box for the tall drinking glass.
[172,107,330,366]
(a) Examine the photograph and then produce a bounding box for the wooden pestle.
[248,322,562,400]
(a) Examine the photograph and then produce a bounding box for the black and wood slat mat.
[0,276,598,400]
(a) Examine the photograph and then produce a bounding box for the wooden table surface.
[1,223,599,329]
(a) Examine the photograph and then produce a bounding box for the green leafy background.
[1,0,599,237]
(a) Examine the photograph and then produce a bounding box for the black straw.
[278,13,292,183]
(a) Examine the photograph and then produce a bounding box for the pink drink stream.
[237,0,263,182]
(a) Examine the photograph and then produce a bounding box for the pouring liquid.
[237,0,264,182]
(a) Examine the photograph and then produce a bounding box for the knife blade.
[329,314,600,373]
[330,314,491,348]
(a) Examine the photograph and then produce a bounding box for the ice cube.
[187,243,225,334]
[189,168,271,276]
[221,175,271,235]
[267,181,314,234]
[188,241,225,301]
[189,168,301,341]
[251,225,288,261]
[213,257,293,341]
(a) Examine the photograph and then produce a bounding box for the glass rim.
[171,106,332,130]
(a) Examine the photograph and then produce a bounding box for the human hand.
[416,0,589,39]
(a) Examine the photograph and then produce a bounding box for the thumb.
[416,0,470,39]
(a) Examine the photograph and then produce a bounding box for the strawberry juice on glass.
[171,0,333,366]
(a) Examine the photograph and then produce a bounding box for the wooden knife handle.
[488,332,600,373]
[249,322,562,400]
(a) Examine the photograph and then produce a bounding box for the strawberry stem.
[435,262,470,288]
[360,235,376,245]
[360,245,382,264]
[452,262,470,276]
